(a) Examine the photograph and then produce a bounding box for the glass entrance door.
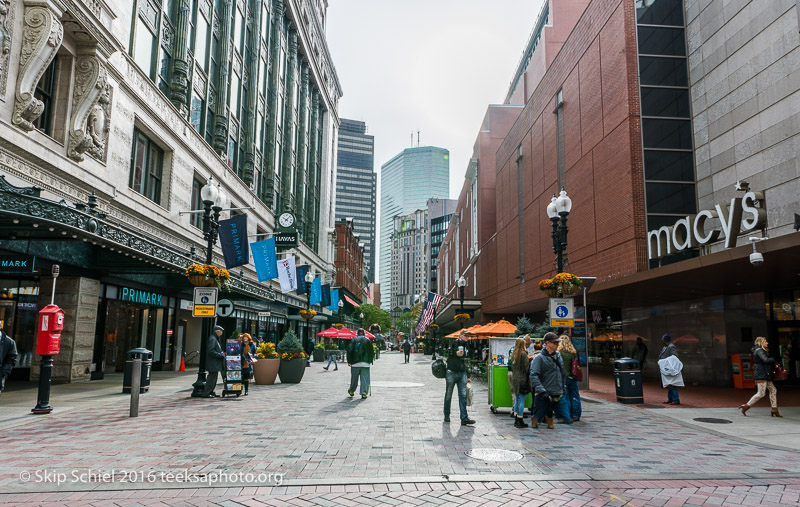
[775,325,800,385]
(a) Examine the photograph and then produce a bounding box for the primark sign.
[648,191,766,260]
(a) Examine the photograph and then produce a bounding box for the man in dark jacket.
[348,329,374,399]
[658,333,680,405]
[529,332,569,429]
[402,339,412,363]
[0,327,18,395]
[443,330,476,426]
[202,325,226,398]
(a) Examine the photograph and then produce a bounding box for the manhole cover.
[693,417,733,424]
[370,381,424,388]
[465,448,524,462]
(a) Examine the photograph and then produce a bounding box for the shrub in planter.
[277,330,307,384]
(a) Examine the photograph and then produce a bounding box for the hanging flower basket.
[335,323,344,329]
[539,273,582,298]
[300,309,317,320]
[542,287,559,298]
[188,274,214,287]
[454,313,470,323]
[185,264,231,290]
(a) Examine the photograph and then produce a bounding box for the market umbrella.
[364,330,375,339]
[472,319,517,337]
[317,327,356,339]
[445,324,483,338]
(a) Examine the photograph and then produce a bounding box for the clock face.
[279,212,294,228]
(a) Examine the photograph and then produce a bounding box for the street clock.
[278,212,295,228]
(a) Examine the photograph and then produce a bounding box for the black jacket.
[529,349,565,397]
[348,335,374,365]
[1,331,18,377]
[402,341,412,353]
[446,340,467,373]
[753,346,776,381]
[206,334,225,373]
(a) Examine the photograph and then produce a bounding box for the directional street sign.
[193,287,218,317]
[549,297,574,327]
[217,299,235,317]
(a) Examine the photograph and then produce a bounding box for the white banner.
[277,256,297,293]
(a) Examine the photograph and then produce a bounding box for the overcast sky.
[326,0,546,200]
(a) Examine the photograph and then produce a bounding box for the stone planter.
[312,349,325,362]
[253,358,279,385]
[278,357,306,384]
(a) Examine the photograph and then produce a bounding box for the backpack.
[431,358,447,379]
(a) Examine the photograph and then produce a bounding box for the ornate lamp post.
[457,275,467,329]
[191,177,226,397]
[359,311,364,330]
[546,189,572,274]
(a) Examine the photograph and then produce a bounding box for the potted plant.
[313,342,325,362]
[277,329,307,383]
[185,263,231,290]
[454,313,470,323]
[253,341,280,385]
[538,272,582,297]
[300,309,317,320]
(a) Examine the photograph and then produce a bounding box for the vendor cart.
[487,336,532,414]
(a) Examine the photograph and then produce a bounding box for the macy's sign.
[647,191,766,260]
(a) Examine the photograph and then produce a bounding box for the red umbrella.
[317,327,356,339]
[364,330,375,339]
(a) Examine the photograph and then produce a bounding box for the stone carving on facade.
[0,0,13,97]
[68,48,112,162]
[13,1,64,132]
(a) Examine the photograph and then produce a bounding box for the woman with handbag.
[510,337,531,428]
[739,337,782,417]
[558,335,582,422]
[240,333,257,395]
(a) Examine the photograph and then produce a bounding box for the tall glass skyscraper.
[379,146,450,309]
[335,119,377,282]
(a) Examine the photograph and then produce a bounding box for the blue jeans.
[349,366,370,395]
[513,393,526,417]
[668,387,680,403]
[533,393,570,422]
[444,370,468,421]
[564,377,582,419]
[326,354,338,368]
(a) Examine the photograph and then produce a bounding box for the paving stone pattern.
[1,352,799,505]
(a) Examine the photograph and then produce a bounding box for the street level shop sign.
[193,287,218,317]
[0,255,35,272]
[217,299,235,317]
[549,298,574,327]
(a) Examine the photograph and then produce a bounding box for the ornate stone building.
[0,0,341,384]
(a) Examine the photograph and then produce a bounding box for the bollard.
[130,357,141,417]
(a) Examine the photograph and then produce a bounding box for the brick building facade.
[334,218,365,302]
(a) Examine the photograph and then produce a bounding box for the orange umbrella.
[471,319,517,337]
[445,324,483,339]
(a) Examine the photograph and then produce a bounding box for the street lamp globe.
[546,194,558,219]
[338,299,344,310]
[200,177,218,203]
[555,189,572,214]
[214,183,227,208]
[457,276,467,288]
[305,270,314,284]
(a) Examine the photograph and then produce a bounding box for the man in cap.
[658,333,680,405]
[529,332,570,429]
[202,325,226,398]
[443,329,476,425]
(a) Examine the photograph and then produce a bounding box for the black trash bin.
[123,348,152,394]
[613,357,643,404]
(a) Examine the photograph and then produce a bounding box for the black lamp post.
[457,275,466,329]
[359,311,364,330]
[191,177,226,397]
[546,189,573,274]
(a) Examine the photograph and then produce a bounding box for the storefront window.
[0,280,39,370]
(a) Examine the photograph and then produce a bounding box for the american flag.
[415,292,443,333]
[363,285,371,298]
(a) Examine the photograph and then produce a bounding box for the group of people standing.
[202,326,257,398]
[508,332,582,429]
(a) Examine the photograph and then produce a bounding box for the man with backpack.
[443,330,476,426]
[402,338,412,363]
[347,328,374,399]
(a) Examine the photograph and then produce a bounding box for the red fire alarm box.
[36,304,64,356]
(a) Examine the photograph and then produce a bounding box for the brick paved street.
[1,351,799,505]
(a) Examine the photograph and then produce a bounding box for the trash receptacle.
[613,357,643,404]
[123,348,152,393]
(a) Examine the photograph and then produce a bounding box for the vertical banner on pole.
[251,238,278,282]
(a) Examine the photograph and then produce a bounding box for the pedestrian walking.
[658,333,682,405]
[510,337,531,428]
[0,325,18,395]
[202,325,226,398]
[347,329,374,399]
[402,339,412,363]
[529,332,570,429]
[323,340,339,371]
[633,337,649,371]
[558,335,582,422]
[739,336,782,417]
[444,330,476,425]
[240,333,256,395]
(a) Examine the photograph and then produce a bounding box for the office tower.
[379,146,449,309]
[426,198,457,291]
[335,119,376,282]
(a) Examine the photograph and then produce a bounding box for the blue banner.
[296,265,309,295]
[250,238,278,282]
[329,288,339,311]
[321,284,331,307]
[217,214,249,269]
[310,277,322,305]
